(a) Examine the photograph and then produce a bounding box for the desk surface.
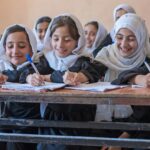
[0,87,150,105]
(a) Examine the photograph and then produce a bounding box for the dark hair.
[85,21,99,30]
[50,16,80,41]
[35,16,52,30]
[3,25,30,47]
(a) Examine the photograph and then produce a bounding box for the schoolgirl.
[33,16,51,52]
[93,3,136,57]
[95,13,150,150]
[83,20,107,56]
[24,13,106,150]
[0,24,43,150]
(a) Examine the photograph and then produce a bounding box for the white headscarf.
[111,4,136,42]
[83,21,107,56]
[95,14,150,121]
[0,24,39,72]
[33,16,51,52]
[113,3,136,22]
[43,13,86,71]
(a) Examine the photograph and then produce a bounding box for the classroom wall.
[0,0,150,33]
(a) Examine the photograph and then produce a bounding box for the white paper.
[66,82,127,92]
[1,82,66,91]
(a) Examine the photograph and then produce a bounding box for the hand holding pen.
[63,71,88,85]
[26,54,45,86]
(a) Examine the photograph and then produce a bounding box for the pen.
[144,61,150,72]
[26,54,40,74]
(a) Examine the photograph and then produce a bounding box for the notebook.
[1,82,66,91]
[66,82,127,92]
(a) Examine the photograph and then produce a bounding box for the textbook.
[1,82,66,91]
[66,82,127,92]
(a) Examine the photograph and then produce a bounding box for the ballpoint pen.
[26,54,45,85]
[26,54,40,74]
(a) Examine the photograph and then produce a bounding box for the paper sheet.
[1,82,66,91]
[66,82,127,92]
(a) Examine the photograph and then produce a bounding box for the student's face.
[84,24,98,48]
[116,28,138,58]
[51,25,77,57]
[115,9,127,21]
[36,22,49,40]
[5,32,32,66]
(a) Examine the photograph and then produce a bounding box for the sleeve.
[2,70,20,82]
[69,56,107,83]
[19,56,54,83]
[112,66,149,85]
[50,56,107,83]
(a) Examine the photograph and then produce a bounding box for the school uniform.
[93,13,150,148]
[0,24,43,150]
[27,13,107,150]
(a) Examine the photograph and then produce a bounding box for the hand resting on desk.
[0,73,8,84]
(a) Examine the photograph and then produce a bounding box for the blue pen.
[26,54,40,74]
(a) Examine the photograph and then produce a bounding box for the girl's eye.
[53,38,59,41]
[116,35,123,40]
[6,44,13,49]
[18,43,26,48]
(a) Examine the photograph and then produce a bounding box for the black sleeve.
[69,56,107,83]
[19,56,54,83]
[112,66,149,85]
[93,34,113,57]
[50,56,107,83]
[2,70,20,82]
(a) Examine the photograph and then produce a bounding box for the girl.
[83,21,107,56]
[93,3,136,57]
[95,13,150,150]
[33,16,51,52]
[25,13,106,150]
[0,24,46,150]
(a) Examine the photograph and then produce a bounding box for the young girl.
[33,16,51,52]
[24,13,106,150]
[94,13,150,150]
[93,3,136,57]
[0,24,44,150]
[83,21,107,56]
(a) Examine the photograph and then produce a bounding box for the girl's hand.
[26,73,45,86]
[0,74,8,84]
[63,71,88,85]
[131,73,150,87]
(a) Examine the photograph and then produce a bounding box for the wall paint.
[0,0,150,33]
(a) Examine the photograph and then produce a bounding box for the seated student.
[83,21,107,57]
[23,13,107,150]
[93,3,136,57]
[0,24,47,150]
[33,16,51,52]
[94,13,150,150]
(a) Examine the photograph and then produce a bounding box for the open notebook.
[66,82,127,92]
[1,82,66,91]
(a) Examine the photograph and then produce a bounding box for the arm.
[112,65,149,85]
[19,56,54,83]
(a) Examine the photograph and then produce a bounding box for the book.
[66,82,127,92]
[1,82,66,91]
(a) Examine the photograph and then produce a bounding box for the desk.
[0,87,150,148]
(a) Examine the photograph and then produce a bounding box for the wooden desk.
[0,87,150,148]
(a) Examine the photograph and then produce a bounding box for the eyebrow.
[116,33,136,37]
